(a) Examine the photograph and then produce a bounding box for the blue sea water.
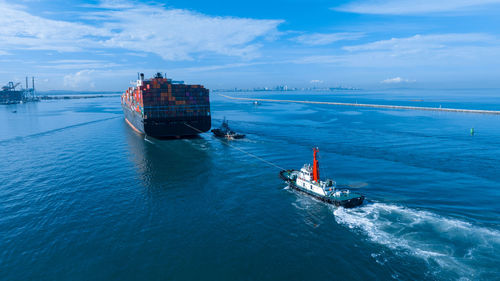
[1,89,499,281]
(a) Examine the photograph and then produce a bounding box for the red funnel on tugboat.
[313,147,319,182]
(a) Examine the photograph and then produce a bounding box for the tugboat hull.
[211,129,245,139]
[280,170,364,208]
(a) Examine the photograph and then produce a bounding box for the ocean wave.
[332,203,500,280]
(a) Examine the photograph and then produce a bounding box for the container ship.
[121,73,211,138]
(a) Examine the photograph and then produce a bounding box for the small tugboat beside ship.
[211,118,245,140]
[280,148,364,208]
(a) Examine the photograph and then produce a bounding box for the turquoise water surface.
[1,89,499,280]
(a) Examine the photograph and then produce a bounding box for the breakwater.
[219,94,500,115]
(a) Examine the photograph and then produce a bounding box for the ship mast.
[313,147,319,182]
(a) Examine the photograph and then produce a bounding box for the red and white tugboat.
[279,148,364,208]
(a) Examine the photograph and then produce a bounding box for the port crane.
[1,82,21,91]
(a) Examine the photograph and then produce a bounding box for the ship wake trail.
[332,203,500,280]
[0,116,120,144]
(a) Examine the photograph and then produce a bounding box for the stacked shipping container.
[121,73,211,137]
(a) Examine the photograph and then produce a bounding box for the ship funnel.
[313,147,319,182]
[140,73,144,81]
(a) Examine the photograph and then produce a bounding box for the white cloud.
[50,60,105,64]
[291,33,500,70]
[343,34,495,52]
[381,77,415,84]
[179,62,268,72]
[292,55,344,64]
[0,1,283,61]
[44,60,121,70]
[0,2,110,52]
[97,6,282,60]
[334,0,500,15]
[340,34,499,65]
[63,70,96,89]
[292,32,363,46]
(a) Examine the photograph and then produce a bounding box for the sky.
[0,0,499,91]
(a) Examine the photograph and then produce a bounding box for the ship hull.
[280,170,364,208]
[122,103,145,134]
[122,103,211,138]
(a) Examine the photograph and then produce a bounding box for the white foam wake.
[332,203,500,280]
[144,137,154,144]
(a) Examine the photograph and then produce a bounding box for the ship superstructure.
[121,73,211,138]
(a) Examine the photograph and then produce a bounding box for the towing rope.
[183,122,286,171]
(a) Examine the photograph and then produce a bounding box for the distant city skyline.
[0,0,499,91]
